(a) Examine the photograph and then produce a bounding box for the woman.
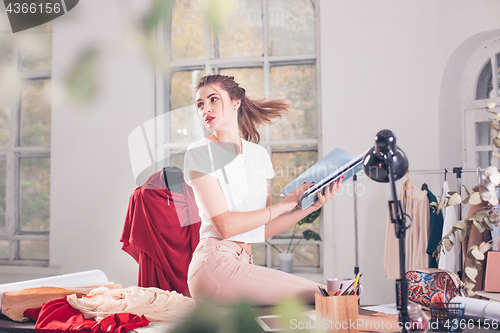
[184,74,342,305]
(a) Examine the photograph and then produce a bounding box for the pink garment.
[384,181,430,280]
[188,237,321,305]
[66,286,196,323]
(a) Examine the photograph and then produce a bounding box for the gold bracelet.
[265,206,272,225]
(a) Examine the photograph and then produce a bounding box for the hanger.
[405,170,411,198]
[477,167,481,185]
[444,168,448,181]
[421,171,429,191]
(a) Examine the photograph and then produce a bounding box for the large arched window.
[160,0,321,271]
[0,25,52,265]
[464,37,500,171]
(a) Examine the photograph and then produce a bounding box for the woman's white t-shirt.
[184,138,274,243]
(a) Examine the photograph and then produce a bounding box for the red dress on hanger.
[121,170,201,297]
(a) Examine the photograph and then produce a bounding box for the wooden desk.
[475,291,500,302]
[0,318,34,333]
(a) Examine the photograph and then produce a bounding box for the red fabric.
[23,297,150,333]
[92,313,149,333]
[24,306,41,322]
[120,171,201,297]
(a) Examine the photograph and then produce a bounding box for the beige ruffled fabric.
[66,286,196,322]
[1,284,122,322]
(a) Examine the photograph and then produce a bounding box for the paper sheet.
[0,270,110,300]
[361,303,399,315]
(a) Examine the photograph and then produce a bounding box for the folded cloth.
[1,284,121,322]
[23,297,149,333]
[66,286,196,322]
[2,286,85,322]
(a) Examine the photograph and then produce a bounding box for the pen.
[339,279,356,296]
[353,273,362,289]
[318,285,329,297]
[336,283,343,296]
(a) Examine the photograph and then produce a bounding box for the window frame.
[0,45,51,266]
[160,0,322,272]
[463,37,500,171]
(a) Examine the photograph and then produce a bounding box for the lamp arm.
[387,153,410,333]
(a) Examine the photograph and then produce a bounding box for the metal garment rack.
[351,167,485,280]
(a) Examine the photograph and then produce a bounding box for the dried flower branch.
[432,102,499,296]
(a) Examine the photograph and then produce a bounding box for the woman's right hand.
[279,182,313,212]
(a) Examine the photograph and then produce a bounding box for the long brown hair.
[195,74,289,143]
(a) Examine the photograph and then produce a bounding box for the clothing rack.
[352,167,486,281]
[411,167,486,280]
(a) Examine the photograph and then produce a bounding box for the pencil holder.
[315,292,359,333]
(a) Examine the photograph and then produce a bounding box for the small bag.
[397,268,466,309]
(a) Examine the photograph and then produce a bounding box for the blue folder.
[280,148,369,210]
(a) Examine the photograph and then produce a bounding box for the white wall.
[48,0,155,288]
[2,0,500,305]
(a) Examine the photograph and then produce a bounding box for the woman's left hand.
[310,176,343,210]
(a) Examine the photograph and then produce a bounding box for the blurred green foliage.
[171,299,315,333]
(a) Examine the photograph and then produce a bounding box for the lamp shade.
[363,130,409,183]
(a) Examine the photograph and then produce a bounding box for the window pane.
[271,150,317,203]
[272,150,319,236]
[0,35,13,64]
[268,0,315,56]
[476,151,492,169]
[19,240,49,260]
[220,68,265,140]
[171,0,205,61]
[19,157,50,232]
[476,59,493,100]
[476,121,492,146]
[219,68,264,97]
[171,153,185,171]
[272,245,319,267]
[0,159,5,229]
[0,240,8,259]
[19,28,52,71]
[497,53,500,98]
[251,244,266,266]
[169,70,206,145]
[20,79,51,147]
[0,35,13,148]
[171,70,205,110]
[213,0,263,59]
[270,65,317,140]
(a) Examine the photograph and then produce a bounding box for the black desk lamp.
[362,129,411,333]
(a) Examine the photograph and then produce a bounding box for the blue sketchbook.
[280,148,369,210]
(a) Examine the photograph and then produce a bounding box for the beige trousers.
[187,237,321,305]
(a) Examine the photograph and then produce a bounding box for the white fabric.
[184,138,274,243]
[66,286,196,322]
[493,189,500,251]
[438,181,460,272]
[451,296,500,321]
